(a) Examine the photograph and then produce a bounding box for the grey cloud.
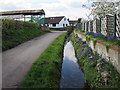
[50,7,67,11]
[0,3,23,11]
[25,0,59,4]
[70,2,82,8]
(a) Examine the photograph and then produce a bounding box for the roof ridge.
[1,9,45,15]
[45,16,65,18]
[44,16,65,24]
[1,9,43,12]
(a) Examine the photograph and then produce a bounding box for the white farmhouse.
[44,16,69,29]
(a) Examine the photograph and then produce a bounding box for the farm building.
[0,9,45,24]
[44,16,69,29]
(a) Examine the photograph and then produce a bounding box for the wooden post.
[100,17,101,32]
[31,15,33,22]
[114,14,116,37]
[24,15,25,21]
[43,15,45,24]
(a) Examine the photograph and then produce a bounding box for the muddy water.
[60,41,85,88]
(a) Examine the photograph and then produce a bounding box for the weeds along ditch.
[2,19,49,51]
[20,33,67,88]
[70,32,120,88]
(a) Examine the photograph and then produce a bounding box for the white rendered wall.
[58,17,69,28]
[49,17,69,28]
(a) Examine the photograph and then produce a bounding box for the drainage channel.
[60,41,85,88]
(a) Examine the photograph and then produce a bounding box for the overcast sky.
[0,0,93,20]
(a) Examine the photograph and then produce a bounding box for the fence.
[77,13,120,38]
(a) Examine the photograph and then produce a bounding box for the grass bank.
[20,33,66,88]
[70,32,120,88]
[2,18,49,51]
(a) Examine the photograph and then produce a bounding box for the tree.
[83,0,120,19]
[82,0,120,36]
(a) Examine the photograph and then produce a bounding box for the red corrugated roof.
[0,9,45,15]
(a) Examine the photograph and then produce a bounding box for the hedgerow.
[2,18,49,51]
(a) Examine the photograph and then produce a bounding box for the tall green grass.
[20,33,66,88]
[2,18,49,51]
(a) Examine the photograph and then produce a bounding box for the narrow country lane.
[2,31,66,88]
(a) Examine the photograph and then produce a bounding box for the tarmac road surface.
[2,31,66,88]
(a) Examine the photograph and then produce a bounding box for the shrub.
[94,33,103,37]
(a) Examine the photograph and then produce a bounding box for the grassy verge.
[2,18,49,51]
[20,33,66,88]
[70,32,120,88]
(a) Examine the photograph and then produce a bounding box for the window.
[66,24,68,27]
[51,17,54,19]
[63,24,65,27]
[64,18,66,21]
[53,24,56,27]
[45,24,48,26]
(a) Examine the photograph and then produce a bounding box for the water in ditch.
[60,41,85,88]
